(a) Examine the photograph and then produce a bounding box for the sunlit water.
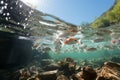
[0,0,120,68]
[48,26,120,67]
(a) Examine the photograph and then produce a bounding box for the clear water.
[31,17,120,67]
[48,26,120,67]
[0,0,120,68]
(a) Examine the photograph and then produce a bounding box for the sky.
[36,0,115,25]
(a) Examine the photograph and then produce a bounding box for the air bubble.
[6,13,10,16]
[10,7,13,9]
[29,11,32,14]
[16,1,18,5]
[29,10,34,14]
[1,7,4,10]
[25,18,28,20]
[28,15,30,17]
[31,10,34,13]
[4,26,7,28]
[3,13,6,16]
[8,17,11,19]
[23,24,27,29]
[17,22,20,25]
[19,5,23,8]
[0,1,4,4]
[4,5,7,9]
[5,3,8,6]
[26,23,28,26]
[24,26,26,29]
[5,17,8,21]
[0,10,3,14]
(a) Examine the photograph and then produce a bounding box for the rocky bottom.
[0,58,120,80]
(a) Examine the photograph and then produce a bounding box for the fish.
[94,32,103,36]
[92,38,104,43]
[86,47,97,51]
[64,37,79,45]
[58,31,71,38]
[42,59,54,62]
[68,29,79,36]
[110,32,120,39]
[99,28,112,34]
[58,30,78,38]
[32,43,40,49]
[68,29,78,33]
[54,38,63,53]
[111,38,120,45]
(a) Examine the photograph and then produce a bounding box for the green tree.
[80,22,90,27]
[91,0,120,28]
[91,18,109,28]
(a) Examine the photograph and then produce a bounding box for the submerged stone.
[56,75,69,80]
[96,62,120,80]
[38,70,58,80]
[75,66,97,80]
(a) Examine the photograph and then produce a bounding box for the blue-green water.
[0,0,120,68]
[48,46,120,65]
[42,26,120,67]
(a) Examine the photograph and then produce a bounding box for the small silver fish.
[54,38,62,53]
[92,38,104,43]
[86,47,97,51]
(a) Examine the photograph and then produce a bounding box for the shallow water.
[38,24,120,67]
[0,0,120,68]
[48,27,120,67]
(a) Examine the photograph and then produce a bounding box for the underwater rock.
[41,59,54,66]
[96,62,120,80]
[82,66,97,80]
[64,57,74,63]
[38,70,58,80]
[74,66,97,80]
[19,68,31,80]
[43,63,60,71]
[56,75,69,80]
[27,76,40,80]
[58,58,76,76]
[73,72,84,80]
[75,65,82,72]
[29,66,40,75]
[3,61,120,80]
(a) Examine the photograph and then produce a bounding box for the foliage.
[91,18,109,28]
[80,22,90,27]
[91,0,120,28]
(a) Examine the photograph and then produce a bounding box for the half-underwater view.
[0,0,120,80]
